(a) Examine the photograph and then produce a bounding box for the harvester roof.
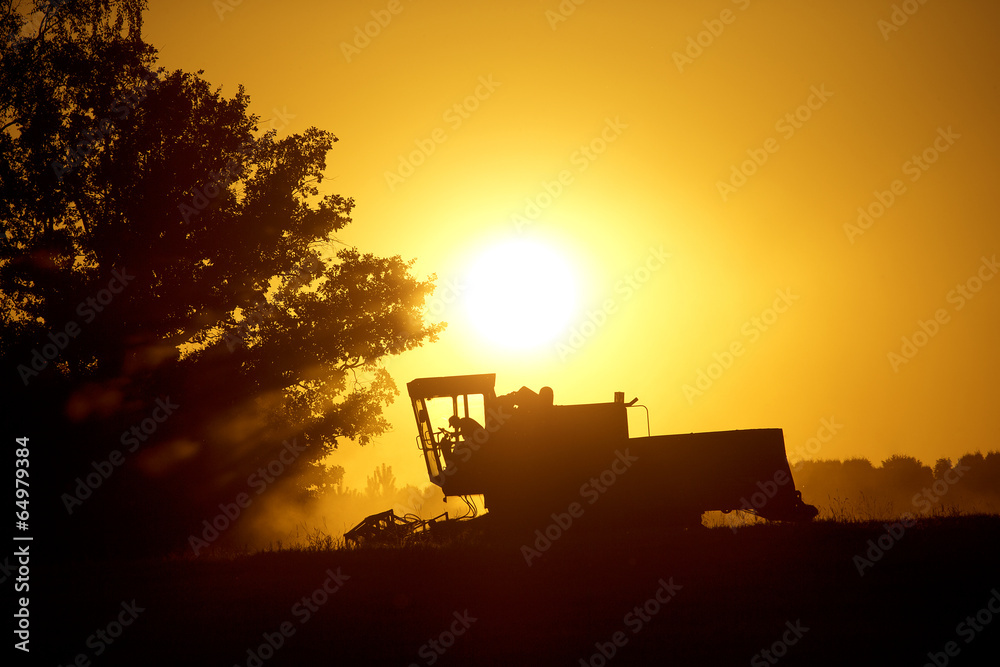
[406,373,497,401]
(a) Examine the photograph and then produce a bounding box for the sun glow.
[462,238,580,350]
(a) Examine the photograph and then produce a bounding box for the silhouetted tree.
[842,457,875,481]
[1,0,442,555]
[957,451,985,469]
[933,458,952,480]
[879,454,932,492]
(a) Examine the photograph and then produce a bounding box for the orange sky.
[146,0,999,490]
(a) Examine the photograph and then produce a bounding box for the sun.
[462,238,579,350]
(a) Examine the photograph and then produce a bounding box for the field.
[32,514,1000,666]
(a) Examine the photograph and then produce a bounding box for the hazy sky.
[146,0,999,489]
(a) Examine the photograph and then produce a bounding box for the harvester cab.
[407,373,497,495]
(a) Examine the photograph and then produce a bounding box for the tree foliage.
[1,0,443,555]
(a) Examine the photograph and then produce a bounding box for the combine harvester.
[346,373,817,545]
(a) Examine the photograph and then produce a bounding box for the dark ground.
[26,515,1000,666]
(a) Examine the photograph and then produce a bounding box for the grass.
[42,513,1000,666]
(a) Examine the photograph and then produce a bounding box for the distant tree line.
[792,451,1000,520]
